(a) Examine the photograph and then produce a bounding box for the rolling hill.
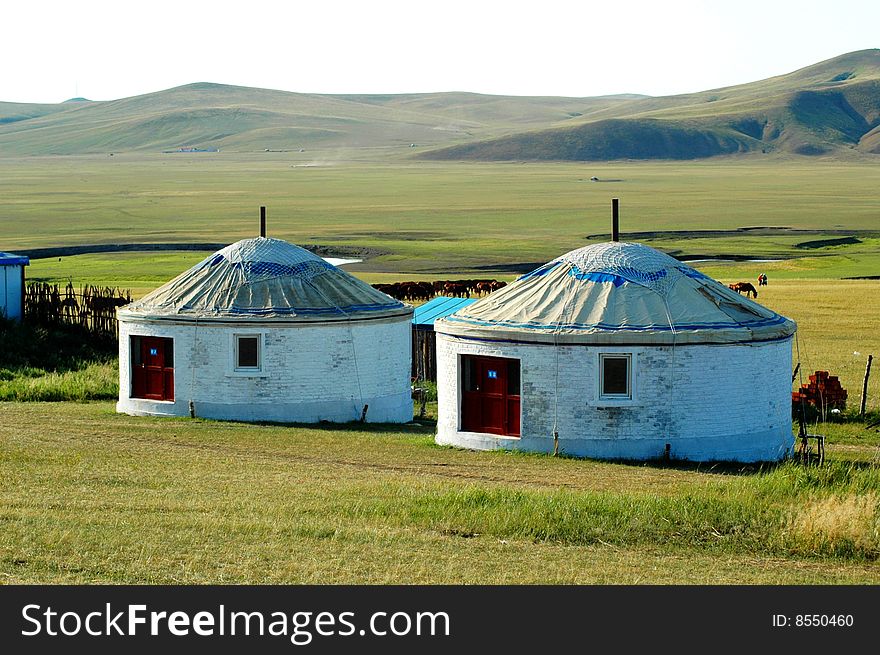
[1,50,879,160]
[0,83,634,156]
[421,50,880,161]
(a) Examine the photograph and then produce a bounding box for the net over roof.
[437,242,796,345]
[119,238,410,322]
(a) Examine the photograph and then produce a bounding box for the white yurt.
[117,237,413,423]
[435,242,797,462]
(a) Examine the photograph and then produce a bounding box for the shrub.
[0,318,118,401]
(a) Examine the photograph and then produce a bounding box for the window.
[600,353,631,399]
[235,335,261,371]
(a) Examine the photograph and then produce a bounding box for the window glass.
[131,336,142,366]
[463,357,478,392]
[237,336,260,369]
[507,359,521,396]
[601,355,630,397]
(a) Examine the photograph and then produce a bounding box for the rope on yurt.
[305,280,367,420]
[661,296,678,460]
[189,317,200,418]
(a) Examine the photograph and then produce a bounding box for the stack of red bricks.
[792,370,847,411]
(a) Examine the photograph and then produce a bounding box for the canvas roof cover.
[119,238,411,322]
[437,242,796,345]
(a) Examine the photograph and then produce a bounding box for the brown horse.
[728,282,758,298]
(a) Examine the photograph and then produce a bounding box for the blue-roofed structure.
[0,252,30,267]
[1,251,29,321]
[413,296,477,327]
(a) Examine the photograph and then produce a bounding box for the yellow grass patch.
[788,493,879,557]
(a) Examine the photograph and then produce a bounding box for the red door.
[461,356,520,436]
[132,336,174,401]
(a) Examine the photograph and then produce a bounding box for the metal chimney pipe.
[611,198,620,242]
[260,206,266,237]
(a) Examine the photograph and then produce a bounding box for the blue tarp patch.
[518,261,670,288]
[239,260,334,279]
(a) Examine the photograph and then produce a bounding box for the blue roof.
[413,296,478,327]
[0,252,29,266]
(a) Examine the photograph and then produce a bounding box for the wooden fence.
[412,327,437,382]
[24,281,131,341]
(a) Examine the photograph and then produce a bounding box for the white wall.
[117,316,412,423]
[435,332,794,462]
[0,265,24,321]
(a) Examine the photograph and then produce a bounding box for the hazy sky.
[3,0,878,103]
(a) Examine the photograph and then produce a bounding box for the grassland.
[0,320,117,402]
[3,155,880,276]
[2,151,880,584]
[1,401,879,584]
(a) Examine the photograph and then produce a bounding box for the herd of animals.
[373,279,507,302]
[374,275,769,302]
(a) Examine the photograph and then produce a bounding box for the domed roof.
[119,237,410,322]
[437,242,795,344]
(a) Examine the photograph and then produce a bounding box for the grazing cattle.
[444,282,470,298]
[374,278,506,302]
[475,280,507,294]
[729,282,758,298]
[475,281,494,295]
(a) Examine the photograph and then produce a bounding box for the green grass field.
[1,402,879,584]
[3,156,880,276]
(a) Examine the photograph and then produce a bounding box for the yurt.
[435,242,797,462]
[117,237,413,423]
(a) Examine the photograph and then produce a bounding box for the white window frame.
[598,352,634,403]
[229,332,267,376]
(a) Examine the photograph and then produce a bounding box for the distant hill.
[421,50,880,161]
[1,50,879,160]
[0,83,638,155]
[0,101,72,126]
